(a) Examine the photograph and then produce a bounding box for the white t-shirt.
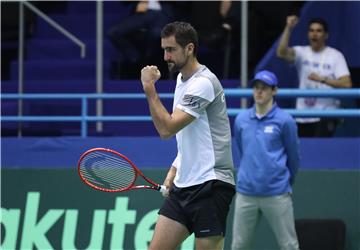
[293,46,350,123]
[147,0,161,11]
[171,65,235,188]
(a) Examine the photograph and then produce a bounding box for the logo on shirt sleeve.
[182,94,200,109]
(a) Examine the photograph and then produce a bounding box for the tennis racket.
[77,147,167,193]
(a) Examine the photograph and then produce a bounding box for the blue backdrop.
[2,137,359,169]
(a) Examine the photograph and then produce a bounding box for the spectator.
[276,15,352,137]
[185,1,241,78]
[231,70,300,250]
[189,1,238,49]
[140,21,235,250]
[107,1,174,78]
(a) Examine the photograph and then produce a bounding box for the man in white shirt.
[141,21,235,250]
[277,16,352,137]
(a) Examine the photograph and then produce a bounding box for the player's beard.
[167,56,189,74]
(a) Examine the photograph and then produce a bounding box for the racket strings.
[80,151,136,190]
[81,155,134,189]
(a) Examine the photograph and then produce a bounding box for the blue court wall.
[1,137,359,169]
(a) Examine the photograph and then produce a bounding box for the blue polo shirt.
[233,103,300,196]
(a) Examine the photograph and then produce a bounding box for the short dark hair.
[309,18,328,32]
[161,21,199,56]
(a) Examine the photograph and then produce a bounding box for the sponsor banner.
[2,169,360,250]
[1,169,195,250]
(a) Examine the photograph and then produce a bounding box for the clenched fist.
[141,65,161,89]
[286,15,299,30]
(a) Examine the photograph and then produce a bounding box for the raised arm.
[141,65,195,139]
[276,15,299,63]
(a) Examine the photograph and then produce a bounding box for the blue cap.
[251,70,278,87]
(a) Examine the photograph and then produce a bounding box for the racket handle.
[159,185,168,194]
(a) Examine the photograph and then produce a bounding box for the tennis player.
[140,21,235,250]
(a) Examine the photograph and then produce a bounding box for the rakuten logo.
[1,192,194,250]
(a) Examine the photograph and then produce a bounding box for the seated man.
[107,1,174,78]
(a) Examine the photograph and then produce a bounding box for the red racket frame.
[77,147,163,193]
